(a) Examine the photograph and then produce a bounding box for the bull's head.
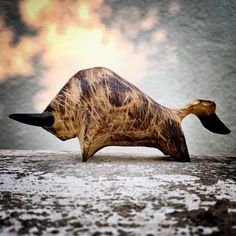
[9,111,76,141]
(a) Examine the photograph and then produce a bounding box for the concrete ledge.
[0,150,235,235]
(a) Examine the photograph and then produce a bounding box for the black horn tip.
[9,113,23,121]
[9,114,14,119]
[8,112,54,127]
[9,114,20,120]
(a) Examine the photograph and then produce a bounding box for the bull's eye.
[202,101,213,106]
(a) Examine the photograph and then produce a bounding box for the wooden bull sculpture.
[9,67,230,162]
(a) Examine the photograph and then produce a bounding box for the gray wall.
[0,0,235,156]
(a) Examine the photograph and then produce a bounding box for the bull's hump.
[74,67,144,108]
[75,67,138,91]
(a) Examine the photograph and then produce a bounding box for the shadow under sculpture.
[9,67,231,162]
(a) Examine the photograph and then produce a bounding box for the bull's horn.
[9,112,54,127]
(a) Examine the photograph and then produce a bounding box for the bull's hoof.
[170,155,191,162]
[82,156,88,162]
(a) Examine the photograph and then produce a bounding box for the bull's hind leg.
[171,142,190,162]
[172,148,190,162]
[161,136,190,162]
[164,148,190,162]
[160,119,191,162]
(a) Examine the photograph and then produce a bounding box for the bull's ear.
[9,112,54,127]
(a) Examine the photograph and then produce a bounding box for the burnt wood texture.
[9,67,230,162]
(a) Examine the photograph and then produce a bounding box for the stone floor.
[0,150,235,236]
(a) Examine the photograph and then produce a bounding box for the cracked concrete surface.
[0,150,235,235]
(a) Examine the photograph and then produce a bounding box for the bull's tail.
[174,99,231,134]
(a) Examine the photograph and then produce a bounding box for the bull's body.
[9,67,230,162]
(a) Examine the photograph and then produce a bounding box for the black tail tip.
[198,113,231,135]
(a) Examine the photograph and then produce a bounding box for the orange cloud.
[0,19,40,81]
[1,0,181,111]
[19,0,149,111]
